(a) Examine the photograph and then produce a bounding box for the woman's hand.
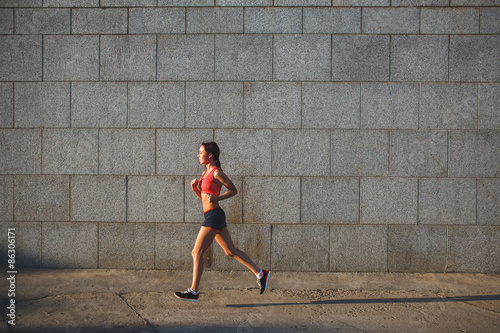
[205,193,217,203]
[191,179,202,199]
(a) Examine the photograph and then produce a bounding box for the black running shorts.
[202,207,227,231]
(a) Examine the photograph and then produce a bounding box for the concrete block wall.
[0,0,499,273]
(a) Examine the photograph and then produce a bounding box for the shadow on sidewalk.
[226,294,500,308]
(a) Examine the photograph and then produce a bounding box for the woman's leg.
[215,227,260,275]
[191,226,219,292]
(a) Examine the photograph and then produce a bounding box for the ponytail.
[202,141,222,171]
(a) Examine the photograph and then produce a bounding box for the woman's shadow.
[226,294,500,308]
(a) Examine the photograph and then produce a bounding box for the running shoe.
[174,289,199,302]
[257,270,271,295]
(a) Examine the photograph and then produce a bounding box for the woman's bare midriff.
[201,192,220,213]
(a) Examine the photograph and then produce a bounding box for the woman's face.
[197,145,211,165]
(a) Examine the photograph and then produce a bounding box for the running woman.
[174,142,270,302]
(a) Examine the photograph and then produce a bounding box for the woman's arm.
[191,179,202,200]
[209,169,237,203]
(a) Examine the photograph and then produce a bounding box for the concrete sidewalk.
[1,269,499,332]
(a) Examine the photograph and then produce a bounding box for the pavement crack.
[117,293,159,333]
[458,299,500,315]
[14,295,51,304]
[478,179,499,205]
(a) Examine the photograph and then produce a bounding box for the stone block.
[392,0,448,5]
[450,36,500,82]
[272,130,330,176]
[43,35,99,81]
[0,9,13,34]
[42,129,98,175]
[214,129,272,176]
[214,224,271,271]
[390,131,448,177]
[244,7,302,34]
[101,0,156,6]
[14,175,69,222]
[42,222,98,268]
[331,225,387,272]
[419,178,476,225]
[361,83,419,129]
[448,226,500,273]
[479,84,500,129]
[71,83,127,128]
[332,35,389,81]
[388,225,447,272]
[0,0,42,6]
[156,129,213,176]
[0,176,13,221]
[421,8,479,34]
[17,222,40,267]
[0,129,41,175]
[243,82,301,129]
[157,35,214,81]
[215,35,272,81]
[187,7,243,33]
[391,35,448,82]
[186,82,243,129]
[273,35,331,81]
[0,36,42,81]
[14,83,70,128]
[0,222,41,268]
[451,0,498,6]
[361,178,418,225]
[72,8,128,34]
[99,129,155,176]
[363,8,419,34]
[302,83,360,129]
[478,179,500,226]
[128,82,184,128]
[274,0,331,5]
[185,175,242,224]
[71,176,126,222]
[156,223,213,270]
[302,177,359,224]
[15,8,70,34]
[0,83,13,128]
[44,0,99,7]
[332,130,389,177]
[243,177,300,224]
[449,131,500,177]
[481,8,500,33]
[127,176,184,222]
[420,83,477,130]
[100,35,156,81]
[303,8,360,34]
[99,223,154,269]
[129,8,185,33]
[159,0,214,5]
[271,224,329,272]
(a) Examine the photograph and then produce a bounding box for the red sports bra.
[198,167,221,196]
